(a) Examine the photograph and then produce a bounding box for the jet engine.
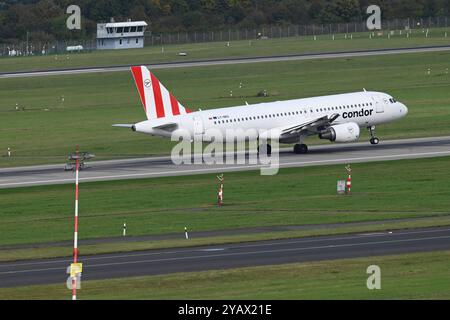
[319,122,360,143]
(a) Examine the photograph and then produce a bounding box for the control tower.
[97,20,148,50]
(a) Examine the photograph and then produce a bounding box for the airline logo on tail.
[131,66,192,119]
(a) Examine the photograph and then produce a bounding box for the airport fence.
[146,16,450,45]
[1,16,449,58]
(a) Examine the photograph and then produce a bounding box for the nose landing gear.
[368,126,380,145]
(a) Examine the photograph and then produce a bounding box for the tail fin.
[131,66,192,119]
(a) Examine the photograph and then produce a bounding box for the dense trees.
[1,0,449,42]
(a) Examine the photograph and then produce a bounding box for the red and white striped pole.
[72,146,80,301]
[218,184,223,206]
[345,165,352,194]
[346,174,352,194]
[217,174,224,206]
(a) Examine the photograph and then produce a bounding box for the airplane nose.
[400,103,408,116]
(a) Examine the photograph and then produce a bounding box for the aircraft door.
[193,116,205,136]
[373,96,384,113]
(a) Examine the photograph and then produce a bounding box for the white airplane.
[114,66,408,154]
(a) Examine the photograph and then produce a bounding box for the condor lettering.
[342,109,373,119]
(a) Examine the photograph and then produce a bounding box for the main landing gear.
[293,143,308,154]
[257,144,272,156]
[368,126,380,145]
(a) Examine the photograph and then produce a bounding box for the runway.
[1,226,449,288]
[1,136,450,189]
[1,45,450,79]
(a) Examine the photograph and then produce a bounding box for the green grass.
[1,28,449,73]
[1,250,449,299]
[1,156,450,248]
[1,50,450,167]
[1,215,449,262]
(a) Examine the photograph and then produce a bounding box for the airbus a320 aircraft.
[114,66,408,154]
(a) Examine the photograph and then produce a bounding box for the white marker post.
[7,147,11,157]
[123,222,127,237]
[185,227,189,240]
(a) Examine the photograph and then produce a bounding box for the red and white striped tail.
[131,66,192,119]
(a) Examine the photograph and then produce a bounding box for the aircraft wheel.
[294,144,308,154]
[370,137,380,145]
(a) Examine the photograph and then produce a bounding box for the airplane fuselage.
[133,90,408,143]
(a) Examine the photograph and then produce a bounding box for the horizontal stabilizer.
[112,124,134,128]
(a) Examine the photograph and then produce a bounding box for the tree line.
[1,0,449,43]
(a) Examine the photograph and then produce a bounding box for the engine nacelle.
[319,122,360,143]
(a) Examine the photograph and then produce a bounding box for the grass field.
[1,50,450,167]
[1,28,449,73]
[1,250,449,299]
[1,156,450,248]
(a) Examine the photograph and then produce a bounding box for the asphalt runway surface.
[1,136,450,188]
[1,45,450,79]
[1,226,449,288]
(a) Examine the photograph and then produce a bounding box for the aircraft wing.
[278,113,340,138]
